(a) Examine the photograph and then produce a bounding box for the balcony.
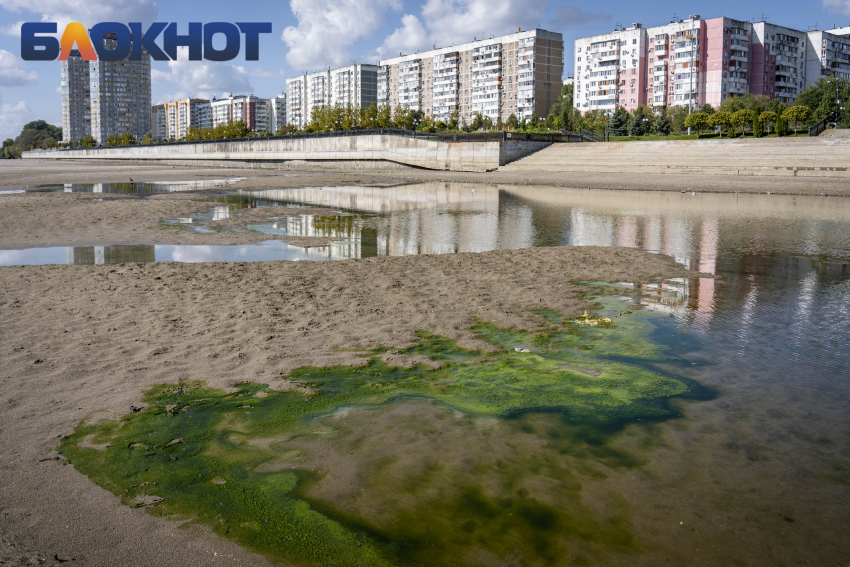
[654,47,668,57]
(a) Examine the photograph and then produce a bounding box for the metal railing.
[46,127,598,153]
[809,117,829,137]
[579,128,604,142]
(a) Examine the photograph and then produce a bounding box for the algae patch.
[59,297,709,566]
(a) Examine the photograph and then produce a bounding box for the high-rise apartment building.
[378,29,564,125]
[805,30,850,84]
[752,23,807,104]
[575,16,849,114]
[285,64,379,129]
[89,32,151,142]
[60,50,91,143]
[210,95,272,132]
[151,99,211,140]
[269,94,287,133]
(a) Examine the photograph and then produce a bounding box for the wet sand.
[0,244,694,566]
[0,191,345,250]
[3,158,850,197]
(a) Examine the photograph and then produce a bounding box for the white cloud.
[371,14,430,60]
[152,46,254,103]
[823,0,850,16]
[0,50,39,86]
[420,0,548,48]
[0,95,33,141]
[0,0,159,36]
[372,0,550,61]
[282,0,401,70]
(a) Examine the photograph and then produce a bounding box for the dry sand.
[3,158,850,197]
[0,245,694,566]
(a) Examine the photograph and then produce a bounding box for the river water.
[3,182,849,564]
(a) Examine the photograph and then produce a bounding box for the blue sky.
[1,0,847,140]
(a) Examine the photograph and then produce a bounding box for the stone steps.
[499,138,850,177]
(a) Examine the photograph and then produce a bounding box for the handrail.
[809,117,829,137]
[46,127,585,152]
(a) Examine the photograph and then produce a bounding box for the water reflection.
[28,179,242,194]
[0,241,335,266]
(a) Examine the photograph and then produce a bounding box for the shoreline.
[2,159,850,197]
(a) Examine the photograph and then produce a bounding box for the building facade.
[378,29,564,125]
[151,99,211,140]
[60,50,91,143]
[269,94,287,133]
[285,64,379,129]
[210,95,272,132]
[575,16,850,114]
[89,33,151,143]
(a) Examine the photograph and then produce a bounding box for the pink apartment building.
[575,15,837,114]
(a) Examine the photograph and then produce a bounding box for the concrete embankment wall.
[23,135,550,173]
[501,137,850,178]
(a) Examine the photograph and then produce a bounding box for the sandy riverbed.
[0,245,694,565]
[2,158,850,197]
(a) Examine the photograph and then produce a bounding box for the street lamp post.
[643,117,649,136]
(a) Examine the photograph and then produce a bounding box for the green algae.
[59,295,710,566]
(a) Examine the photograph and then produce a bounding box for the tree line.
[3,77,848,157]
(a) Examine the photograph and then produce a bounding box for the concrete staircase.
[499,137,850,178]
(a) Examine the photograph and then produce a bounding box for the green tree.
[608,108,629,136]
[80,135,96,148]
[759,111,777,134]
[471,112,484,131]
[655,115,672,135]
[628,115,646,136]
[670,106,690,133]
[776,115,788,137]
[709,111,732,137]
[142,132,153,144]
[684,112,709,137]
[700,103,715,115]
[795,77,849,125]
[731,109,756,136]
[506,113,519,130]
[752,115,763,138]
[448,110,459,130]
[782,105,811,135]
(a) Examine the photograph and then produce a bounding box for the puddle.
[0,241,340,266]
[24,179,242,194]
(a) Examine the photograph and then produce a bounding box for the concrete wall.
[23,134,551,173]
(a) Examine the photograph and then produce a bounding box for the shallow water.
[12,182,850,564]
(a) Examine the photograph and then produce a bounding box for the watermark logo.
[21,22,272,62]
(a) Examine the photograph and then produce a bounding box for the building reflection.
[250,183,850,339]
[66,245,155,265]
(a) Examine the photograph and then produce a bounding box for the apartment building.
[89,32,151,143]
[574,24,647,114]
[60,50,91,143]
[150,99,211,140]
[575,16,850,113]
[269,94,287,133]
[210,95,271,132]
[378,29,564,125]
[805,30,850,83]
[752,23,807,104]
[285,64,379,129]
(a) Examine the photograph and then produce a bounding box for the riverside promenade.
[500,137,850,178]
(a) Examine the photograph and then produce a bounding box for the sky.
[1,0,848,140]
